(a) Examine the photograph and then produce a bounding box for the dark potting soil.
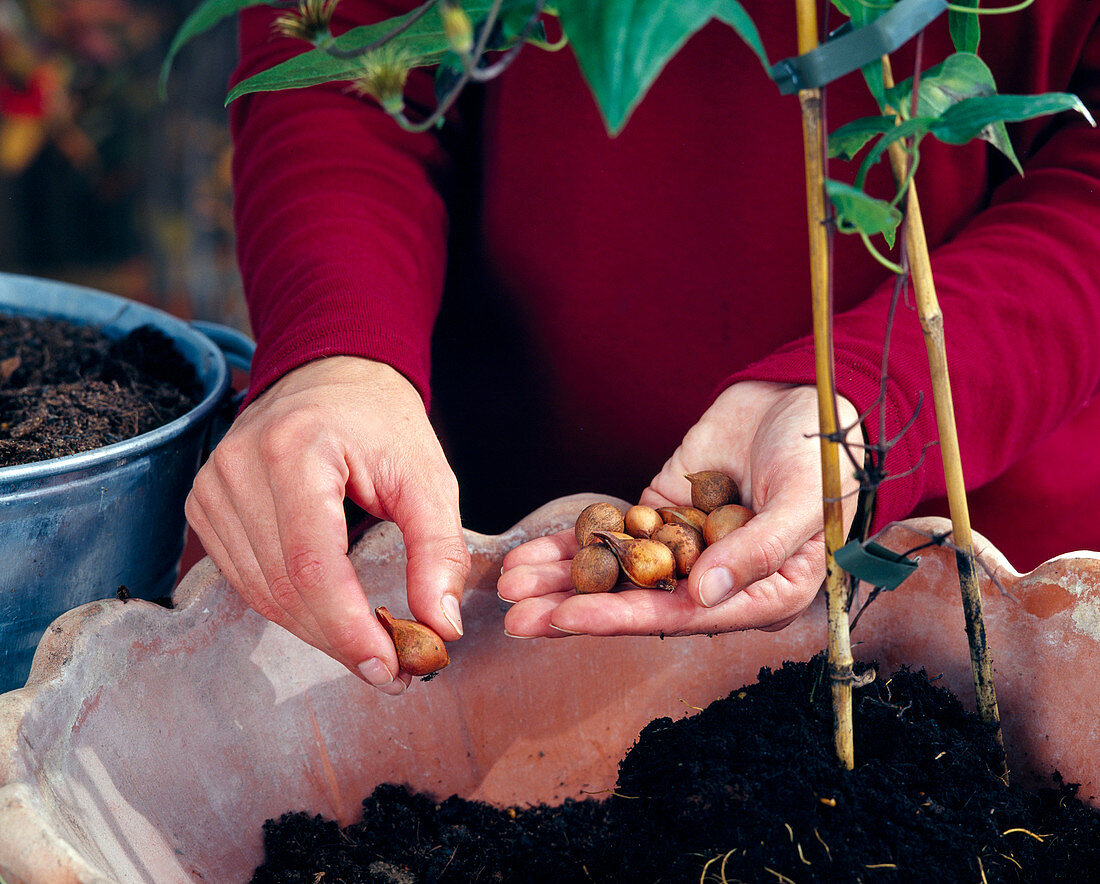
[251,659,1099,884]
[0,312,202,468]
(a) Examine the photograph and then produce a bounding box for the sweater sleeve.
[231,0,452,409]
[727,16,1100,532]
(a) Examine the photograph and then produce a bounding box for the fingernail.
[441,594,463,636]
[503,628,536,639]
[699,567,737,608]
[496,592,516,606]
[358,657,406,695]
[548,623,582,635]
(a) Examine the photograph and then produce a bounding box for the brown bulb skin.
[593,531,677,592]
[656,506,708,534]
[571,544,621,594]
[623,504,663,538]
[685,471,740,513]
[598,530,634,541]
[652,522,705,578]
[702,504,755,546]
[375,606,449,677]
[575,502,626,547]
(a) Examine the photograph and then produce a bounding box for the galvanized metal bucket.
[0,272,253,693]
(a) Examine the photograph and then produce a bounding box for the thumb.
[688,508,818,609]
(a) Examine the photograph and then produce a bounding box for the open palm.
[497,381,860,637]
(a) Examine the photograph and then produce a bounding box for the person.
[185,0,1100,694]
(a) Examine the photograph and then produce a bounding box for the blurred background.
[0,0,248,332]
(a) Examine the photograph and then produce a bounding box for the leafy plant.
[163,0,769,134]
[165,0,1093,773]
[163,0,1091,280]
[826,47,1089,268]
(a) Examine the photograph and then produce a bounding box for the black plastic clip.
[770,0,949,95]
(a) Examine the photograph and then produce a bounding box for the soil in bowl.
[250,659,1099,883]
[0,312,201,468]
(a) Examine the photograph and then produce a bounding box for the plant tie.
[770,0,948,94]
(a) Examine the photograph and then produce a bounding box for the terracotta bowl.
[1,496,1097,883]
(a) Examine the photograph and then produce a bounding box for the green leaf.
[496,0,548,44]
[227,40,382,104]
[885,52,1021,173]
[860,116,932,170]
[224,1,558,105]
[160,0,279,97]
[828,115,895,161]
[849,92,1093,185]
[948,0,980,54]
[860,58,886,111]
[226,3,498,103]
[825,178,902,248]
[885,52,994,116]
[828,0,867,18]
[712,0,769,70]
[556,0,768,136]
[847,61,1093,183]
[930,92,1095,147]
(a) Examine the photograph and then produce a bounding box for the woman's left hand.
[497,381,861,637]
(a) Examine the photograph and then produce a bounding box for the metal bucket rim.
[0,272,231,486]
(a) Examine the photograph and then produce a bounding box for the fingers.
[497,526,584,605]
[508,586,689,637]
[498,560,573,602]
[636,485,678,510]
[497,383,858,640]
[688,506,819,609]
[387,479,471,642]
[496,472,819,631]
[189,430,409,694]
[495,516,821,637]
[500,529,577,570]
[185,473,326,646]
[346,404,470,643]
[187,357,473,694]
[266,449,401,676]
[497,502,823,636]
[504,538,825,638]
[637,452,691,511]
[184,487,241,587]
[502,591,576,637]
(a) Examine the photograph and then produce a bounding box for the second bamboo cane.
[880,55,1004,769]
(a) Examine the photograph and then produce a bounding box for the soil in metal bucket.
[250,658,1099,883]
[0,312,201,467]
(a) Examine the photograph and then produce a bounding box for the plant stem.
[880,56,1004,770]
[795,0,855,771]
[322,0,439,59]
[858,230,907,275]
[393,0,507,132]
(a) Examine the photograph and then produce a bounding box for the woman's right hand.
[185,356,470,694]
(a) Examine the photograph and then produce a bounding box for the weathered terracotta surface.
[0,497,1096,884]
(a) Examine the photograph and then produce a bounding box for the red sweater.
[231,1,1100,571]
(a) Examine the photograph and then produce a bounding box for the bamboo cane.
[795,0,855,770]
[880,56,1004,765]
